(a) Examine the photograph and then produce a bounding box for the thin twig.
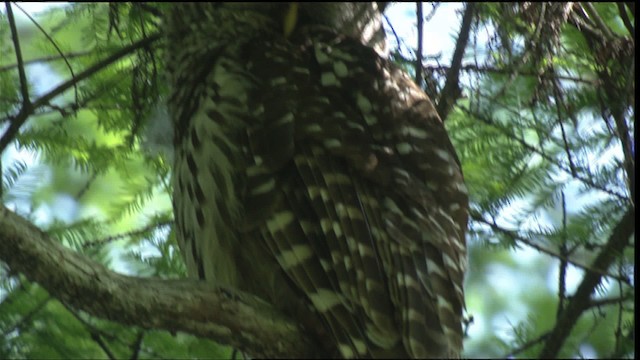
[472,212,633,286]
[129,331,145,360]
[423,2,439,22]
[1,296,51,337]
[570,4,604,41]
[613,257,627,354]
[75,172,98,200]
[459,105,629,202]
[504,331,551,358]
[383,14,410,57]
[437,2,476,121]
[583,3,616,41]
[61,302,117,360]
[14,2,79,107]
[383,10,420,60]
[587,293,634,309]
[557,192,569,319]
[617,3,635,37]
[5,2,30,108]
[0,51,93,72]
[82,220,173,248]
[91,332,117,360]
[426,63,600,85]
[415,2,424,87]
[551,75,577,176]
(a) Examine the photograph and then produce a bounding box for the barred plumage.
[165,3,468,358]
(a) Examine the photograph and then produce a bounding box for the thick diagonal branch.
[0,206,320,358]
[538,207,635,358]
[436,2,476,121]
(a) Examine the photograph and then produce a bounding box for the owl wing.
[240,30,468,358]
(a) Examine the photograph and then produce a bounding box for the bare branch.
[383,14,409,57]
[5,2,30,108]
[587,294,634,309]
[13,2,79,106]
[437,2,476,121]
[82,220,173,249]
[471,212,632,286]
[551,75,577,176]
[1,295,51,337]
[415,2,424,86]
[0,205,322,358]
[617,3,635,37]
[583,3,616,41]
[61,302,118,360]
[539,207,635,358]
[556,192,569,319]
[504,331,551,358]
[427,63,600,85]
[129,331,145,360]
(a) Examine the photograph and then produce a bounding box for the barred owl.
[164,3,468,358]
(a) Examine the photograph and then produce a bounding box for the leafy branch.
[0,25,161,153]
[459,104,629,202]
[0,51,93,72]
[471,211,632,286]
[538,207,635,358]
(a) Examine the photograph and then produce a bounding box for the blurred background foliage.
[0,2,634,358]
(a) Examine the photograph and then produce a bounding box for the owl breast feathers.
[167,4,468,358]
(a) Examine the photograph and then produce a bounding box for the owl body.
[166,3,468,358]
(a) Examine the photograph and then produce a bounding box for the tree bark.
[0,205,320,358]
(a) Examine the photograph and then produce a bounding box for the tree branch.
[13,2,80,106]
[426,63,600,85]
[538,207,635,358]
[0,205,321,358]
[617,3,635,37]
[459,105,629,202]
[0,295,51,337]
[504,331,551,358]
[5,2,30,108]
[436,2,476,121]
[567,4,636,205]
[82,219,173,249]
[415,2,424,87]
[129,331,145,360]
[471,211,632,286]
